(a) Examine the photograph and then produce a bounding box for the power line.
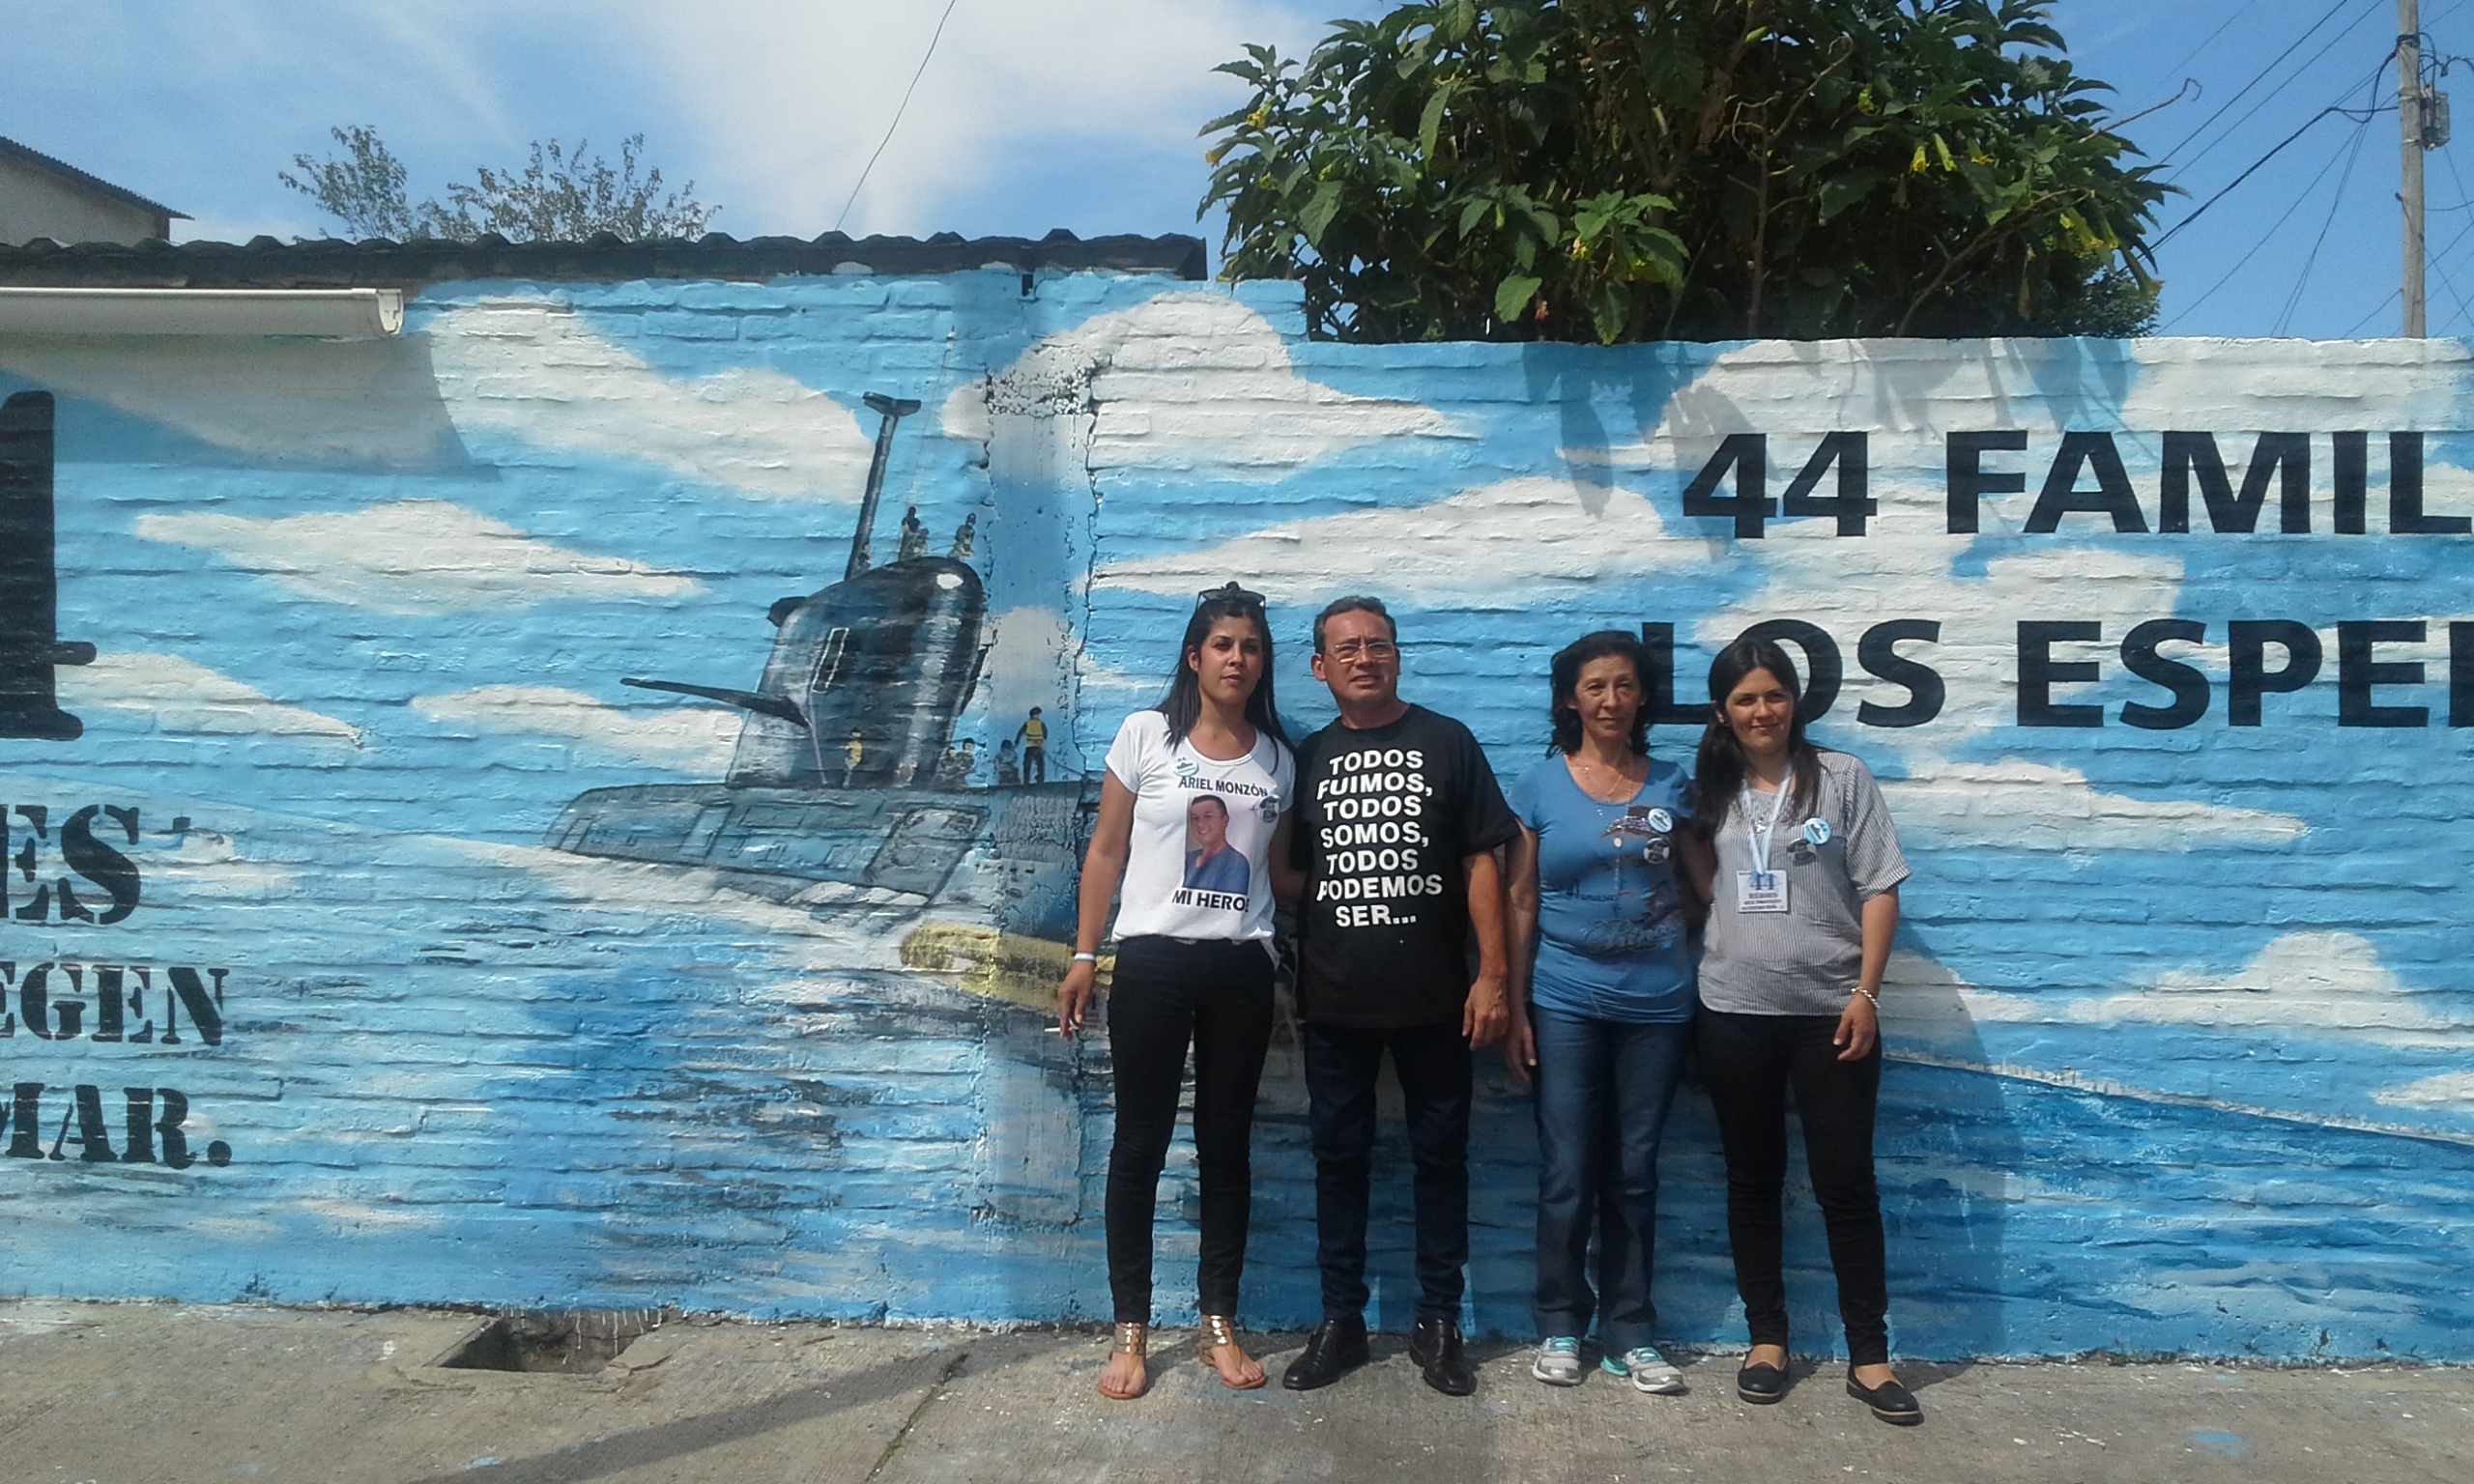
[2171,6,2390,179]
[2350,200,2474,333]
[2152,100,2393,250]
[2153,8,2250,87]
[2273,115,2373,332]
[2157,0,2372,167]
[834,0,962,233]
[2161,122,2373,328]
[2343,287,2402,334]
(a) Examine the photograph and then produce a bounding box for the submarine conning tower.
[726,556,986,789]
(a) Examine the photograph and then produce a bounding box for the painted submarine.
[545,394,1098,972]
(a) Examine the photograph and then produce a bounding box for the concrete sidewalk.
[2,1301,2467,1484]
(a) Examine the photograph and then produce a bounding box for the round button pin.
[1802,816,1832,846]
[1646,808,1674,834]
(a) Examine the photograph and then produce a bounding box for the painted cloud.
[424,300,878,499]
[135,499,698,615]
[943,291,1457,479]
[412,686,740,772]
[2071,931,2473,1045]
[61,652,362,746]
[1100,475,1717,600]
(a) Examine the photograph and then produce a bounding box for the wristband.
[1072,952,1100,964]
[1852,986,1880,1009]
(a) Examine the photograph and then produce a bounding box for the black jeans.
[1105,936,1274,1323]
[1695,1009,1890,1366]
[1302,1019,1473,1320]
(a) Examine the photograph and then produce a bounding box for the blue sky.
[3,1,2464,339]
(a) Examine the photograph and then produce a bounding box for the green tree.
[1201,0,2168,342]
[280,127,716,243]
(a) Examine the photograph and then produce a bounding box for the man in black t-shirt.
[1270,595,1516,1397]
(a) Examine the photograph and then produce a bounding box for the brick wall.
[0,271,2468,1360]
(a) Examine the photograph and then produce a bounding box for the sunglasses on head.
[1196,581,1266,609]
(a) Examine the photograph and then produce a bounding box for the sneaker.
[1530,1336,1585,1386]
[1602,1346,1688,1395]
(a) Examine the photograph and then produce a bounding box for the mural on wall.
[1,271,2470,1360]
[548,388,1096,982]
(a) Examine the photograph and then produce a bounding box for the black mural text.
[1641,620,2474,730]
[2,802,238,1171]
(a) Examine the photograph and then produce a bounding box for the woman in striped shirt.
[1680,635,1919,1426]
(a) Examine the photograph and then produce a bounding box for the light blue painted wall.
[0,272,2468,1360]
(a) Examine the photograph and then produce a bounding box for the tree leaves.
[280,128,715,243]
[1200,1,2168,342]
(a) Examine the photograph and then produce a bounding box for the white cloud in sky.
[424,300,877,499]
[413,685,739,772]
[61,652,362,747]
[946,292,1456,481]
[135,499,698,615]
[626,1,1288,237]
[2071,932,2473,1045]
[1101,475,1712,600]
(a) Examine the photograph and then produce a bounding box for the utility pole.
[2402,0,2427,337]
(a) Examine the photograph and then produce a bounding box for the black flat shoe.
[1407,1314,1476,1396]
[1736,1360,1788,1404]
[1280,1315,1370,1391]
[1846,1369,1922,1426]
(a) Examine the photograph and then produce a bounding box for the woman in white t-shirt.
[1058,583,1296,1401]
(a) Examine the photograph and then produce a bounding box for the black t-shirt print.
[1290,704,1519,1028]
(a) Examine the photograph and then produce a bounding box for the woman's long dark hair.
[1546,630,1651,756]
[1689,636,1824,840]
[1158,585,1290,753]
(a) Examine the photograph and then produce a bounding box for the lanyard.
[1740,776,1792,874]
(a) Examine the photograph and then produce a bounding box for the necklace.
[1568,752,1644,803]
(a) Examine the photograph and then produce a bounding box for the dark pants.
[1695,1008,1890,1365]
[1302,1019,1473,1320]
[1104,936,1274,1322]
[1530,1009,1692,1355]
[1022,744,1046,783]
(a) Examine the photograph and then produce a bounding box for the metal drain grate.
[439,1310,665,1374]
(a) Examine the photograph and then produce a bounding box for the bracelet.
[1852,986,1880,1009]
[1072,952,1100,964]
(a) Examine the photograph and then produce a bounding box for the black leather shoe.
[1736,1359,1789,1404]
[1407,1314,1477,1397]
[1846,1369,1923,1426]
[1280,1316,1370,1390]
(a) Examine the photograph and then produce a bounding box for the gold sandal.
[1099,1321,1148,1401]
[1198,1314,1268,1391]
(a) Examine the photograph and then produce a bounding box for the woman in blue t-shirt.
[1504,630,1696,1397]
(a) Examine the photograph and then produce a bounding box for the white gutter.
[0,287,403,336]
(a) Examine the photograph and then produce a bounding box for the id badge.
[1736,870,1789,913]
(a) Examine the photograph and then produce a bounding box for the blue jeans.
[1529,1007,1692,1356]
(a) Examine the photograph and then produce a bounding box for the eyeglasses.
[1324,639,1398,663]
[1196,582,1266,609]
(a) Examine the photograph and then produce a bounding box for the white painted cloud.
[61,652,361,746]
[945,292,1457,481]
[2071,932,2474,1044]
[2375,1071,2474,1110]
[135,499,698,615]
[1100,475,1716,600]
[1880,758,2306,850]
[424,300,877,499]
[146,825,301,897]
[413,685,739,772]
